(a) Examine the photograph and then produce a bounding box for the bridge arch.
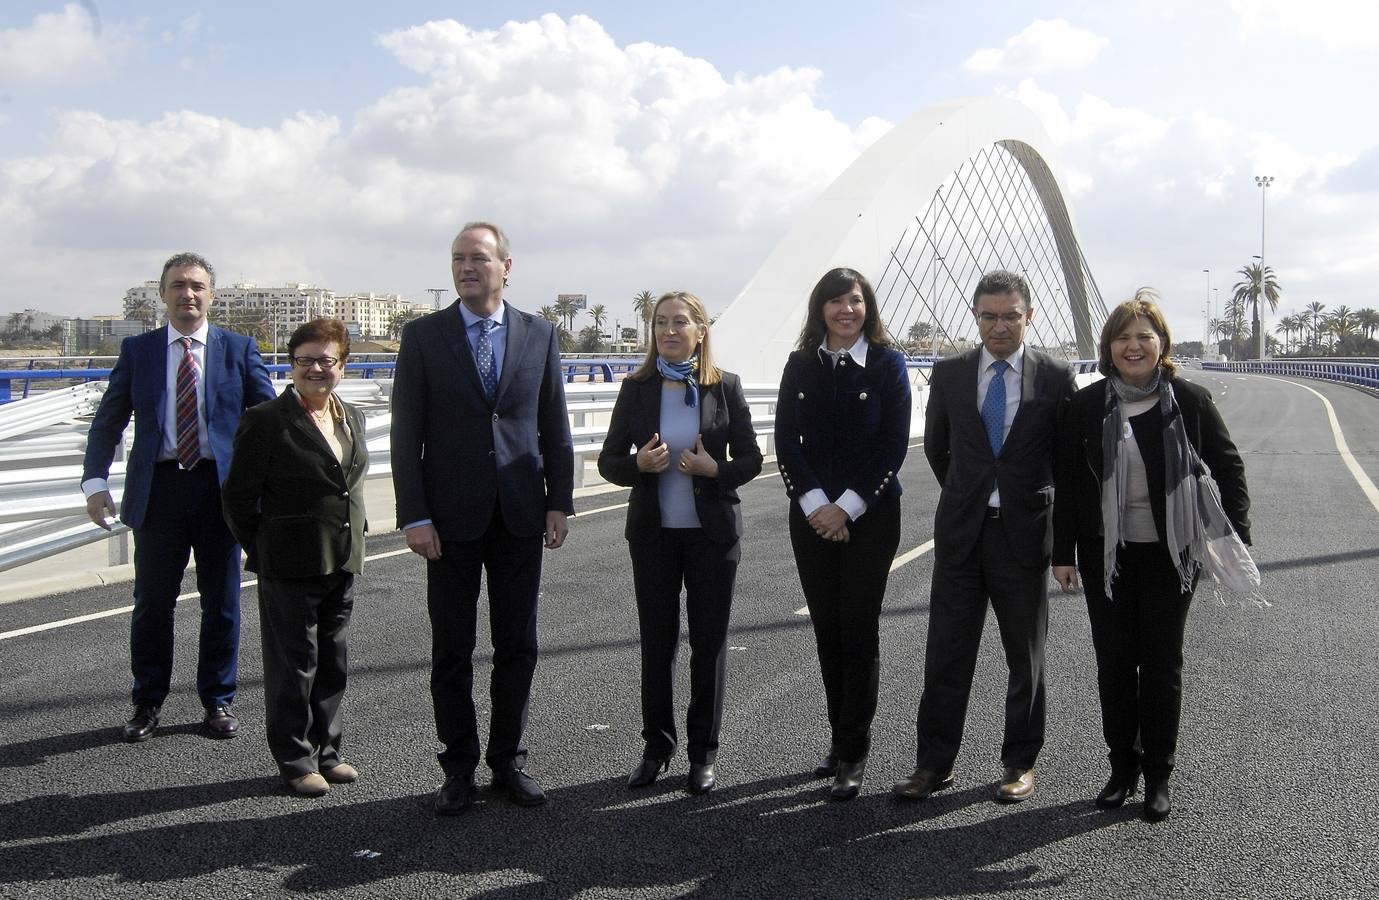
[713,96,1106,384]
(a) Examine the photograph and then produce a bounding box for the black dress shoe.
[628,757,670,789]
[1142,779,1171,822]
[203,705,238,739]
[687,763,716,795]
[434,775,476,815]
[122,704,160,743]
[829,758,866,801]
[1095,769,1141,809]
[491,763,547,807]
[892,767,955,801]
[813,748,840,779]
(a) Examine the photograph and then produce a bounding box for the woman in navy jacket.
[774,268,912,800]
[598,291,763,795]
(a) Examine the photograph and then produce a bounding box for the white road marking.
[1261,375,1379,516]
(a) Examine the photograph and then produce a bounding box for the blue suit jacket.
[82,325,276,530]
[390,300,575,542]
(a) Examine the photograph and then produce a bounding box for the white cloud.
[1231,0,1379,50]
[0,13,889,316]
[963,19,1108,75]
[0,3,131,85]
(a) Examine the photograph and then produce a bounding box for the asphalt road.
[1,371,1377,899]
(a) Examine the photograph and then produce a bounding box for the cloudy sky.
[3,0,1376,346]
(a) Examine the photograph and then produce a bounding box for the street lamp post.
[1202,268,1211,352]
[1254,175,1274,360]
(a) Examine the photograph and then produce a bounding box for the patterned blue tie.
[476,319,498,402]
[981,359,1009,455]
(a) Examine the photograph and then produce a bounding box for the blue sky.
[3,0,1377,344]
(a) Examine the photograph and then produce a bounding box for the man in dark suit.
[391,222,574,814]
[893,269,1076,804]
[83,252,276,743]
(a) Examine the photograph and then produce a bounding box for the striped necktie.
[175,337,201,468]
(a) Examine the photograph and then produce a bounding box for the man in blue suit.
[391,222,574,814]
[83,252,275,743]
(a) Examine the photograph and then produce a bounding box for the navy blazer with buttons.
[773,342,912,508]
[598,371,763,545]
[82,324,275,530]
[390,300,574,542]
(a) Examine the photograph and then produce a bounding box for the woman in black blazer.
[1053,291,1250,822]
[773,268,912,801]
[598,291,763,795]
[222,318,369,797]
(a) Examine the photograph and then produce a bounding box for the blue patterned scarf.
[656,354,699,407]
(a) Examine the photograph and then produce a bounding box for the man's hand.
[544,511,569,550]
[405,523,442,560]
[86,491,117,530]
[636,433,670,473]
[808,503,850,541]
[678,434,719,477]
[1052,565,1080,592]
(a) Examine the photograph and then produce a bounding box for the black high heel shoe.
[814,747,840,779]
[1095,768,1141,809]
[628,757,670,789]
[687,763,716,795]
[1142,779,1171,822]
[829,758,866,801]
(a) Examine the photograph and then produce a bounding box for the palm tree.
[126,296,158,331]
[5,312,22,336]
[632,290,655,349]
[1326,306,1356,353]
[588,303,607,333]
[553,297,578,334]
[1304,301,1326,349]
[1274,316,1295,355]
[538,305,560,326]
[1355,307,1379,341]
[906,321,933,353]
[1221,294,1250,360]
[1231,262,1282,359]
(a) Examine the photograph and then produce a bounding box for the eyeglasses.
[977,313,1026,326]
[291,356,340,369]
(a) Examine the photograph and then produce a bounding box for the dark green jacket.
[222,387,369,577]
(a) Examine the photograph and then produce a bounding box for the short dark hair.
[288,318,351,363]
[796,267,893,355]
[1098,288,1178,379]
[971,270,1030,309]
[160,252,216,291]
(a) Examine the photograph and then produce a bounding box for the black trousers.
[789,494,901,764]
[427,510,543,778]
[1082,540,1194,781]
[257,572,354,780]
[915,513,1049,771]
[627,528,740,765]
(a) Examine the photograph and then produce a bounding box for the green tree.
[632,290,655,350]
[1304,301,1326,349]
[1355,308,1379,342]
[538,305,560,326]
[1231,262,1282,359]
[553,297,578,334]
[588,303,608,337]
[126,296,158,331]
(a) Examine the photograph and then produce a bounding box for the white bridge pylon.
[713,96,1103,387]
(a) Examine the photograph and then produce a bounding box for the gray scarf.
[1100,372,1237,597]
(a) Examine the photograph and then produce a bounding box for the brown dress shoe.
[203,705,238,739]
[286,773,330,797]
[996,767,1035,803]
[891,768,955,801]
[322,763,359,784]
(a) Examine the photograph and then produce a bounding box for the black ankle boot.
[627,757,670,789]
[829,758,866,801]
[1095,768,1141,809]
[1142,778,1171,822]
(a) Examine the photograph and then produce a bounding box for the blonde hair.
[630,291,722,386]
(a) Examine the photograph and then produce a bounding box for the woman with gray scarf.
[1052,290,1251,822]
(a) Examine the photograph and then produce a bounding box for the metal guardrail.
[1202,358,1379,391]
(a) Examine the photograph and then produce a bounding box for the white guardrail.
[0,379,807,574]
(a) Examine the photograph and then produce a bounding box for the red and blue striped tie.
[175,337,200,469]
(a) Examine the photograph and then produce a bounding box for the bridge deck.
[1,370,1377,898]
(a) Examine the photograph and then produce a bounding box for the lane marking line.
[1260,375,1379,517]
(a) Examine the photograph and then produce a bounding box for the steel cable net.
[874,140,1108,361]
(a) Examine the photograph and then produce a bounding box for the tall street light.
[1254,175,1274,360]
[1202,268,1211,350]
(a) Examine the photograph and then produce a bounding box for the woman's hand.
[678,434,719,477]
[1052,565,1080,593]
[808,503,850,541]
[636,432,670,473]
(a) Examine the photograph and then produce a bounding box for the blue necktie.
[476,319,498,402]
[981,359,1009,455]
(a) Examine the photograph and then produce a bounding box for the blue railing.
[0,356,644,403]
[1201,358,1379,391]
